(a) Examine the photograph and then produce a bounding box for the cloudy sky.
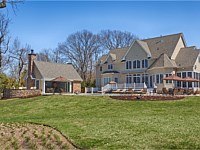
[2,1,200,52]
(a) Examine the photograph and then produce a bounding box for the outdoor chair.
[168,88,174,95]
[142,88,147,94]
[173,88,179,95]
[120,89,127,94]
[179,88,184,95]
[112,89,121,93]
[127,88,134,94]
[188,89,194,95]
[162,87,168,95]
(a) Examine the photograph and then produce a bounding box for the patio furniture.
[168,88,174,95]
[162,87,168,95]
[173,88,179,95]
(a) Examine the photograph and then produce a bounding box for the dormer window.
[108,64,113,70]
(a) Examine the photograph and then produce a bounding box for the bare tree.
[52,48,65,63]
[58,30,100,82]
[99,29,138,50]
[36,49,52,62]
[8,38,30,86]
[0,13,10,73]
[0,0,22,9]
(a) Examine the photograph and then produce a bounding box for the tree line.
[38,30,138,87]
[0,2,139,89]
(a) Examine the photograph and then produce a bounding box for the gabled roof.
[97,47,129,64]
[97,55,107,65]
[122,40,151,60]
[143,33,184,58]
[148,53,177,70]
[175,46,200,67]
[34,61,83,81]
[136,40,151,57]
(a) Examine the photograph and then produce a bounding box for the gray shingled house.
[96,33,200,92]
[26,50,82,94]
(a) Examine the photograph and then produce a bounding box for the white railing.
[85,87,100,94]
[102,82,147,92]
[85,82,147,94]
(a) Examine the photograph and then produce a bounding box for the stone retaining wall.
[3,89,41,99]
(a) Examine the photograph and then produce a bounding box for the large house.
[26,50,82,94]
[96,33,200,92]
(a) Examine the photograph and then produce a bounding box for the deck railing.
[85,82,147,94]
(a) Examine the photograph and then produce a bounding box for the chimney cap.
[28,49,36,56]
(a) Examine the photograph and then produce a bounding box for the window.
[114,77,118,83]
[177,72,181,77]
[160,74,163,83]
[156,74,163,84]
[108,64,113,70]
[100,66,102,71]
[137,60,140,68]
[126,75,132,83]
[165,74,172,83]
[145,59,148,68]
[103,77,111,85]
[182,72,186,78]
[142,59,148,68]
[36,80,39,89]
[142,74,149,86]
[156,74,160,84]
[133,74,140,83]
[96,78,101,87]
[177,81,181,87]
[126,61,132,69]
[133,60,141,69]
[133,61,137,69]
[188,72,192,77]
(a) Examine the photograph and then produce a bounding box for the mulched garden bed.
[110,95,185,101]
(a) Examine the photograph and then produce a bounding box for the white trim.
[69,82,72,93]
[43,79,46,94]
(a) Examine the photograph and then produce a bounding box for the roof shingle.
[34,61,83,81]
[175,46,199,67]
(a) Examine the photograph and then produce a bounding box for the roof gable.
[34,61,83,81]
[148,53,177,69]
[143,33,183,59]
[123,40,152,60]
[98,47,129,64]
[175,46,199,67]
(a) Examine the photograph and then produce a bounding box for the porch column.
[42,79,45,94]
[69,81,72,93]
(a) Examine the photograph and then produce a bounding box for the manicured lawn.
[0,95,200,149]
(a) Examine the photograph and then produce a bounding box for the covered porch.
[43,76,73,94]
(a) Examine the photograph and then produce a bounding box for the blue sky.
[2,1,200,52]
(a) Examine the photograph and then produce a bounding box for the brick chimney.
[27,49,36,89]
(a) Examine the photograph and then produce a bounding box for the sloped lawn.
[0,95,200,149]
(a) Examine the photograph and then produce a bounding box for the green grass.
[1,95,200,149]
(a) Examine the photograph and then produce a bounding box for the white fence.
[85,82,147,94]
[85,87,101,94]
